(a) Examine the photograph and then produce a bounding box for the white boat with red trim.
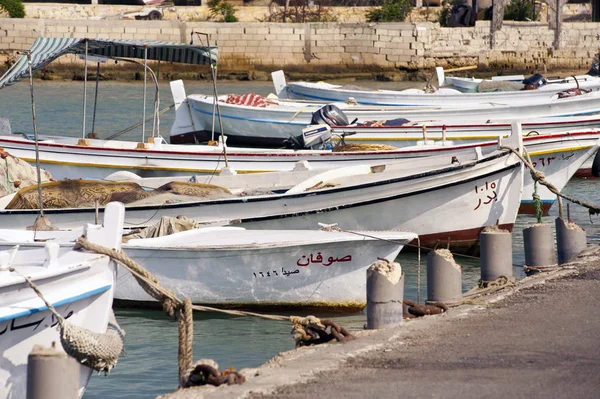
[0,129,524,254]
[170,80,600,147]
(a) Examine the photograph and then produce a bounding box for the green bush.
[504,0,538,21]
[208,0,238,23]
[0,0,25,18]
[366,0,413,23]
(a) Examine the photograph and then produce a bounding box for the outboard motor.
[588,60,600,76]
[310,104,350,127]
[522,73,548,89]
[283,125,333,150]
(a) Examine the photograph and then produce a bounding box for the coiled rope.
[7,267,125,375]
[425,275,516,308]
[500,146,600,217]
[75,236,355,387]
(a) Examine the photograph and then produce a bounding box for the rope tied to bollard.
[501,145,600,217]
[291,316,355,347]
[426,275,517,308]
[74,236,355,386]
[7,267,125,375]
[75,236,239,388]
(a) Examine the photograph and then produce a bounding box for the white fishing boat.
[444,73,599,93]
[1,116,597,177]
[275,68,600,106]
[516,133,600,214]
[0,202,124,399]
[1,119,595,214]
[0,224,417,310]
[0,129,524,253]
[107,131,600,216]
[170,80,600,146]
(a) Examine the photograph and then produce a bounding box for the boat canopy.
[0,37,218,89]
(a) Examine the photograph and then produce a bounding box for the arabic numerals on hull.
[473,180,499,211]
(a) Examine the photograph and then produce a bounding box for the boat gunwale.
[0,151,520,218]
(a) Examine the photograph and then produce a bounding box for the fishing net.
[477,80,525,92]
[6,180,146,209]
[0,151,52,198]
[333,143,397,152]
[6,180,234,209]
[60,311,125,375]
[122,215,203,242]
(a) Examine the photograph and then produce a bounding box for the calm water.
[1,80,600,398]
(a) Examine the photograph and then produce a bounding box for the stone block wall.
[1,18,598,73]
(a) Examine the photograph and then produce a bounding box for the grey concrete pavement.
[161,249,600,399]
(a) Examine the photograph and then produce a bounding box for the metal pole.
[197,32,229,166]
[553,0,562,49]
[81,39,88,139]
[142,46,148,142]
[91,62,100,136]
[27,52,44,217]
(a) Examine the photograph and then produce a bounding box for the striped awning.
[0,37,218,89]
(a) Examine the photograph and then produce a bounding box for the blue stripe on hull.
[0,284,112,323]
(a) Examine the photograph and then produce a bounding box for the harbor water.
[1,80,600,398]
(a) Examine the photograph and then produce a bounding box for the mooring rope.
[7,267,125,375]
[75,236,355,386]
[501,146,600,216]
[425,275,516,308]
[75,237,191,385]
[319,225,481,261]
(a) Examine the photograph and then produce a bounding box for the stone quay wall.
[0,17,598,74]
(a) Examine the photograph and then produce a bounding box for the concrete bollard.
[555,217,587,264]
[480,226,513,281]
[426,249,462,302]
[366,259,404,329]
[523,223,556,267]
[27,344,79,399]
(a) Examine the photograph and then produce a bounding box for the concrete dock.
[160,248,600,399]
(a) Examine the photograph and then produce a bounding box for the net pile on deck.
[122,215,203,242]
[477,80,525,92]
[6,180,234,209]
[0,151,53,197]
